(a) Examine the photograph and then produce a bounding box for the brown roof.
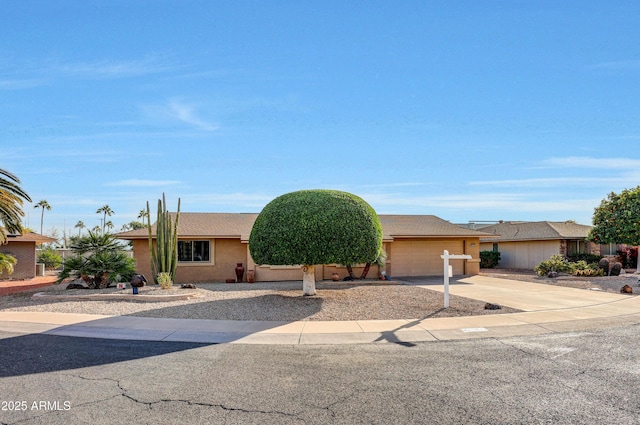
[116,213,495,242]
[478,221,593,242]
[3,231,57,244]
[378,215,495,239]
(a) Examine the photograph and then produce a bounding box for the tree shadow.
[0,294,324,378]
[0,333,213,378]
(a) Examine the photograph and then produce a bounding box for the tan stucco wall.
[132,238,248,284]
[0,241,36,280]
[132,237,482,283]
[480,240,561,270]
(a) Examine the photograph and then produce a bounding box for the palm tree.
[0,169,31,243]
[0,252,17,274]
[96,204,114,233]
[104,220,114,232]
[74,220,85,237]
[34,199,51,235]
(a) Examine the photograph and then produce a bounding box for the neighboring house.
[116,213,495,283]
[478,221,602,270]
[0,231,56,280]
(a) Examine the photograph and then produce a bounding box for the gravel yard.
[1,269,636,322]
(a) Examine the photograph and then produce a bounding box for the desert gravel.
[1,270,636,322]
[0,280,520,321]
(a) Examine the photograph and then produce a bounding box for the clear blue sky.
[3,1,640,238]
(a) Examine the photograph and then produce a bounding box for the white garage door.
[392,239,465,277]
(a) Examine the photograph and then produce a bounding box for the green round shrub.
[249,190,383,266]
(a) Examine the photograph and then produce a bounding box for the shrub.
[58,231,136,288]
[480,251,500,268]
[569,260,605,277]
[534,254,573,276]
[37,247,62,270]
[156,272,173,289]
[566,253,602,264]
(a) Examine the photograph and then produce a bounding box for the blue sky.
[2,1,640,238]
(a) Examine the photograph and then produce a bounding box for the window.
[568,240,586,255]
[492,243,499,252]
[178,240,210,262]
[600,243,621,256]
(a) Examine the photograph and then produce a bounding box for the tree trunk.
[360,263,371,279]
[346,265,356,280]
[302,265,316,296]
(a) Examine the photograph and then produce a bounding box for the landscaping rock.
[620,284,633,294]
[181,283,196,289]
[598,258,610,274]
[610,263,622,277]
[484,303,502,310]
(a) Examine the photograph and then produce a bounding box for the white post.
[443,250,450,308]
[440,250,472,309]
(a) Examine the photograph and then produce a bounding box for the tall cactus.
[146,193,180,283]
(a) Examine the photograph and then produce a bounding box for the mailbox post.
[440,250,472,308]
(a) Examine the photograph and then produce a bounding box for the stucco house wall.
[0,232,56,280]
[0,241,35,280]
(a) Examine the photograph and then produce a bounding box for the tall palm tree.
[0,169,31,243]
[75,220,85,237]
[96,204,114,233]
[34,200,51,235]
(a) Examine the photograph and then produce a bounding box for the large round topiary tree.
[249,189,383,295]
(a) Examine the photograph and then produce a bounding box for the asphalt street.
[1,325,639,424]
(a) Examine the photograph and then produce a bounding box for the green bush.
[566,253,602,264]
[249,189,383,266]
[37,247,62,270]
[480,251,500,268]
[569,260,605,277]
[534,254,573,276]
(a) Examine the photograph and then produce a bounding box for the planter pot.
[235,263,245,282]
[247,269,255,283]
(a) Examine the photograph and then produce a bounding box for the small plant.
[480,251,500,268]
[37,247,62,270]
[156,272,173,289]
[569,260,605,277]
[534,254,573,276]
[0,253,17,274]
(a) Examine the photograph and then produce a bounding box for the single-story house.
[478,221,604,270]
[0,231,56,280]
[116,213,496,283]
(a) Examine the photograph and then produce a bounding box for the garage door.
[392,239,465,277]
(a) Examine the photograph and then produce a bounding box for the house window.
[492,243,499,252]
[568,240,586,255]
[178,240,210,262]
[600,243,621,256]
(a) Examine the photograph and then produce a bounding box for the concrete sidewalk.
[1,276,639,345]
